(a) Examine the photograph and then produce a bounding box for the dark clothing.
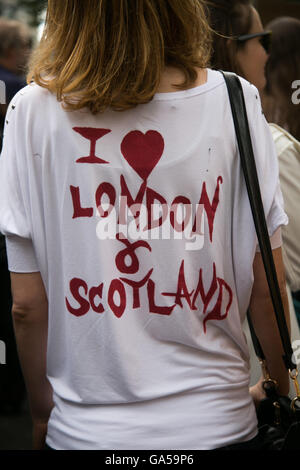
[292,290,300,328]
[0,245,26,414]
[0,64,26,105]
[0,64,26,146]
[0,65,26,414]
[44,444,54,450]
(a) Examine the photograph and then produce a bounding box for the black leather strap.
[221,71,295,371]
[247,309,266,361]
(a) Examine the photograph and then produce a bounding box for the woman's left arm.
[10,271,54,449]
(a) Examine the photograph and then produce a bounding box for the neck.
[157,67,208,93]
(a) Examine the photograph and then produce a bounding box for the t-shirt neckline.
[153,69,222,101]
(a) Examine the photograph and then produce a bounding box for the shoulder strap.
[220,71,295,371]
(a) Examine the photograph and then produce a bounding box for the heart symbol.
[121,130,164,181]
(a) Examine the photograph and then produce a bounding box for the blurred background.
[0,0,300,451]
[0,0,45,452]
[0,0,46,29]
[255,0,300,22]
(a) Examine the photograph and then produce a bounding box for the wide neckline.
[153,69,224,101]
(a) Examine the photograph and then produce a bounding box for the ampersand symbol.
[115,233,152,274]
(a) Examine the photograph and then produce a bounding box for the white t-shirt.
[0,69,288,450]
[269,124,300,292]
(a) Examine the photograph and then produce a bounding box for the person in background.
[0,0,291,450]
[206,0,270,94]
[0,17,32,415]
[205,0,300,385]
[262,17,300,328]
[0,18,32,145]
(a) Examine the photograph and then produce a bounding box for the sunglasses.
[236,31,272,54]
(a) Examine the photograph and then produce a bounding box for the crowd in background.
[0,0,299,449]
[0,17,32,417]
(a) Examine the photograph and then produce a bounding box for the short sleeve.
[0,94,39,272]
[243,82,289,239]
[5,235,39,272]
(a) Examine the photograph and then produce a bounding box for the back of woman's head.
[265,17,300,95]
[28,0,212,113]
[205,0,252,73]
[263,17,300,140]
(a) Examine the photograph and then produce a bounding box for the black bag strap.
[220,71,296,372]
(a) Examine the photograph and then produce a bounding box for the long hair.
[27,0,212,113]
[263,17,300,141]
[205,0,252,74]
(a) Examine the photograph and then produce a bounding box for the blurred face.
[8,42,31,75]
[236,7,269,93]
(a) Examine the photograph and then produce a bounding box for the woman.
[262,17,300,327]
[0,18,32,416]
[0,0,290,450]
[206,0,270,94]
[206,0,300,388]
[263,17,300,143]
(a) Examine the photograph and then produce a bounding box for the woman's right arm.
[248,246,291,397]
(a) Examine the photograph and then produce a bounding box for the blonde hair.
[27,0,212,113]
